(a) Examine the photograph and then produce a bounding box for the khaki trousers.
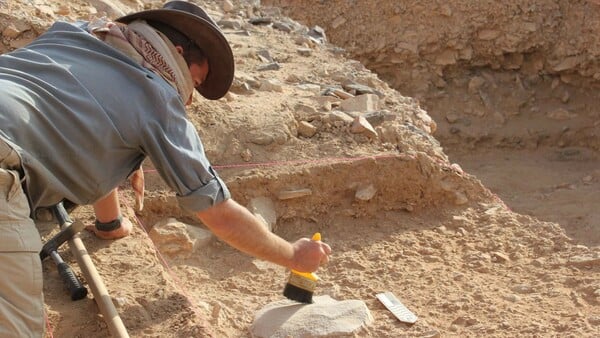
[0,139,44,338]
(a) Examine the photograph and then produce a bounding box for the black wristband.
[95,215,123,232]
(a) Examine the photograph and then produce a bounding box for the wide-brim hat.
[116,1,234,100]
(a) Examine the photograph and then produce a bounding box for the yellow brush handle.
[290,232,322,281]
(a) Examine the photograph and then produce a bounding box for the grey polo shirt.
[0,21,230,215]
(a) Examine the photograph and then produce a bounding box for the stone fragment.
[257,62,281,71]
[2,25,20,39]
[491,251,510,263]
[256,49,274,63]
[363,110,395,127]
[342,83,379,96]
[278,188,312,200]
[355,184,377,201]
[297,121,317,138]
[222,0,234,12]
[296,47,312,56]
[150,218,212,258]
[326,87,354,99]
[295,83,321,93]
[248,197,277,232]
[307,25,327,43]
[251,295,372,338]
[249,17,273,25]
[478,29,501,40]
[546,108,577,120]
[350,116,378,138]
[340,94,379,113]
[568,255,600,268]
[240,148,252,162]
[259,79,283,92]
[273,22,293,33]
[327,111,354,124]
[503,294,521,302]
[553,56,584,72]
[219,20,242,30]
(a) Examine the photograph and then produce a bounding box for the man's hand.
[290,236,331,272]
[85,217,133,240]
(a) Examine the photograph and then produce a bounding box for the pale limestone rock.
[478,29,501,40]
[278,188,312,200]
[355,184,377,201]
[295,83,321,93]
[294,103,317,115]
[296,47,312,56]
[350,116,378,138]
[331,88,354,99]
[2,22,29,38]
[313,96,341,107]
[547,108,577,120]
[297,121,317,138]
[568,254,600,268]
[327,111,354,124]
[259,79,284,92]
[340,94,379,113]
[150,218,212,258]
[222,0,234,12]
[251,295,372,338]
[248,197,277,231]
[491,251,510,263]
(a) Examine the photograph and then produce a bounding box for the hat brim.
[116,9,234,100]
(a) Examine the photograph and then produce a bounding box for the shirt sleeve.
[140,93,230,214]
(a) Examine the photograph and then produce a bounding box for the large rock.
[251,295,372,338]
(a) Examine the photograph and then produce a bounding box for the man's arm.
[89,188,133,239]
[196,199,331,272]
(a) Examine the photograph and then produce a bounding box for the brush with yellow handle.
[283,232,322,304]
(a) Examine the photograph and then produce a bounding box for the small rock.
[259,79,283,92]
[297,121,317,138]
[296,47,312,56]
[249,197,277,231]
[240,148,252,162]
[511,284,534,294]
[568,255,600,268]
[491,251,510,263]
[257,62,281,71]
[222,0,234,12]
[355,184,377,201]
[547,108,577,120]
[278,189,312,200]
[340,94,379,113]
[350,116,378,138]
[503,294,521,303]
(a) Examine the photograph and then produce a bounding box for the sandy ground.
[0,0,598,337]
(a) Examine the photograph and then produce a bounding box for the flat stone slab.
[251,295,373,338]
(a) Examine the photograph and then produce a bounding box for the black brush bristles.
[283,271,317,304]
[283,282,314,304]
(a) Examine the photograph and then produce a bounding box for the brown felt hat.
[116,1,234,100]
